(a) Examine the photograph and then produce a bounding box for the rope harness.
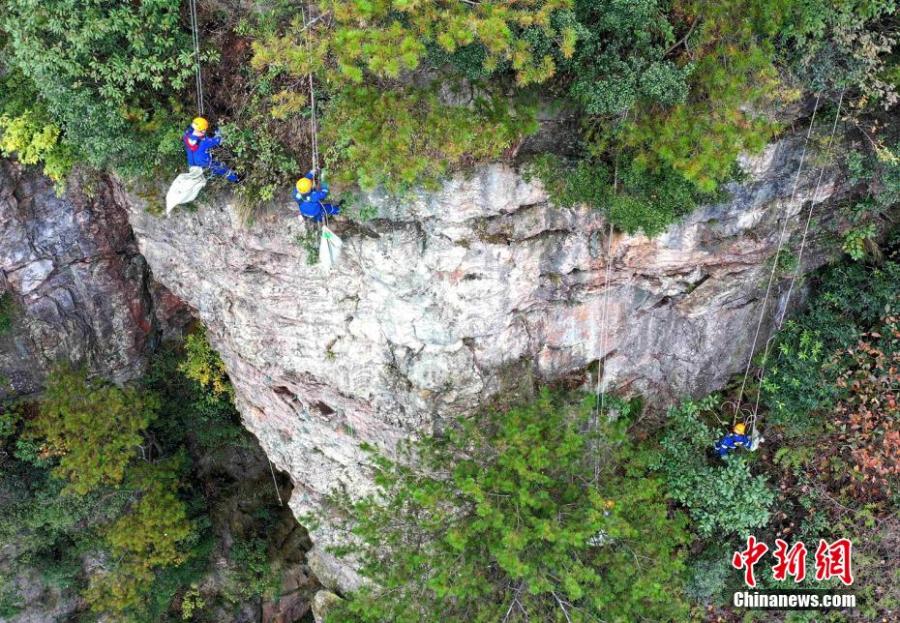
[734,92,846,440]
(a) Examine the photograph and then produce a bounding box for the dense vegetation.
[0,1,896,232]
[0,333,297,622]
[322,229,899,621]
[327,392,689,622]
[0,1,898,621]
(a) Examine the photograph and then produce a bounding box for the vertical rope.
[303,4,320,173]
[188,0,204,115]
[746,91,845,433]
[732,94,821,422]
[267,456,285,507]
[597,221,615,417]
[592,220,615,482]
[776,91,845,329]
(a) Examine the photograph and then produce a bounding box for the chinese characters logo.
[732,536,853,588]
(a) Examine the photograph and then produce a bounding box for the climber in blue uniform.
[714,422,752,458]
[182,117,239,182]
[294,170,340,222]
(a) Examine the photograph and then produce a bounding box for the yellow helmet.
[192,117,209,132]
[734,422,746,435]
[296,177,313,194]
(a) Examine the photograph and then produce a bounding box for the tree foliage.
[327,391,690,623]
[322,86,536,191]
[782,0,899,109]
[653,399,775,537]
[179,328,235,400]
[614,0,791,192]
[1,335,290,622]
[0,72,76,185]
[1,0,194,174]
[84,460,196,617]
[27,367,158,495]
[761,247,900,432]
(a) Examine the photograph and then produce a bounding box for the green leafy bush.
[1,0,194,176]
[27,367,159,495]
[608,160,717,235]
[0,72,77,185]
[762,250,900,431]
[221,537,282,605]
[322,86,537,192]
[523,154,610,210]
[653,400,775,537]
[525,152,715,235]
[842,223,877,260]
[781,0,898,108]
[179,328,234,400]
[563,0,690,116]
[327,391,690,623]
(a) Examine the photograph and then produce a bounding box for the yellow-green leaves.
[28,367,158,496]
[179,329,234,400]
[322,86,536,192]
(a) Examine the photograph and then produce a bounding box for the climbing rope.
[302,5,320,173]
[188,0,204,115]
[596,220,615,416]
[267,456,285,507]
[733,92,846,439]
[776,90,846,329]
[745,90,846,435]
[732,94,821,425]
[591,220,615,481]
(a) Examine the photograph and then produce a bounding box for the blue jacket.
[183,128,222,167]
[715,433,751,457]
[294,181,339,222]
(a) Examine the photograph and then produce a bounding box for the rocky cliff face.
[122,128,852,581]
[0,162,189,398]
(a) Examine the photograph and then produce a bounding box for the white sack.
[165,166,207,216]
[318,226,343,271]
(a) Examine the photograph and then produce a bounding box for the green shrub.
[761,251,900,432]
[327,390,690,623]
[0,72,77,185]
[563,0,691,116]
[27,367,159,495]
[780,0,898,108]
[525,153,715,235]
[523,154,610,210]
[221,537,282,605]
[179,328,234,401]
[609,160,717,235]
[322,86,537,192]
[842,223,877,260]
[653,400,775,537]
[1,0,195,177]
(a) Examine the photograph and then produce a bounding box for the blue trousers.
[209,160,239,182]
